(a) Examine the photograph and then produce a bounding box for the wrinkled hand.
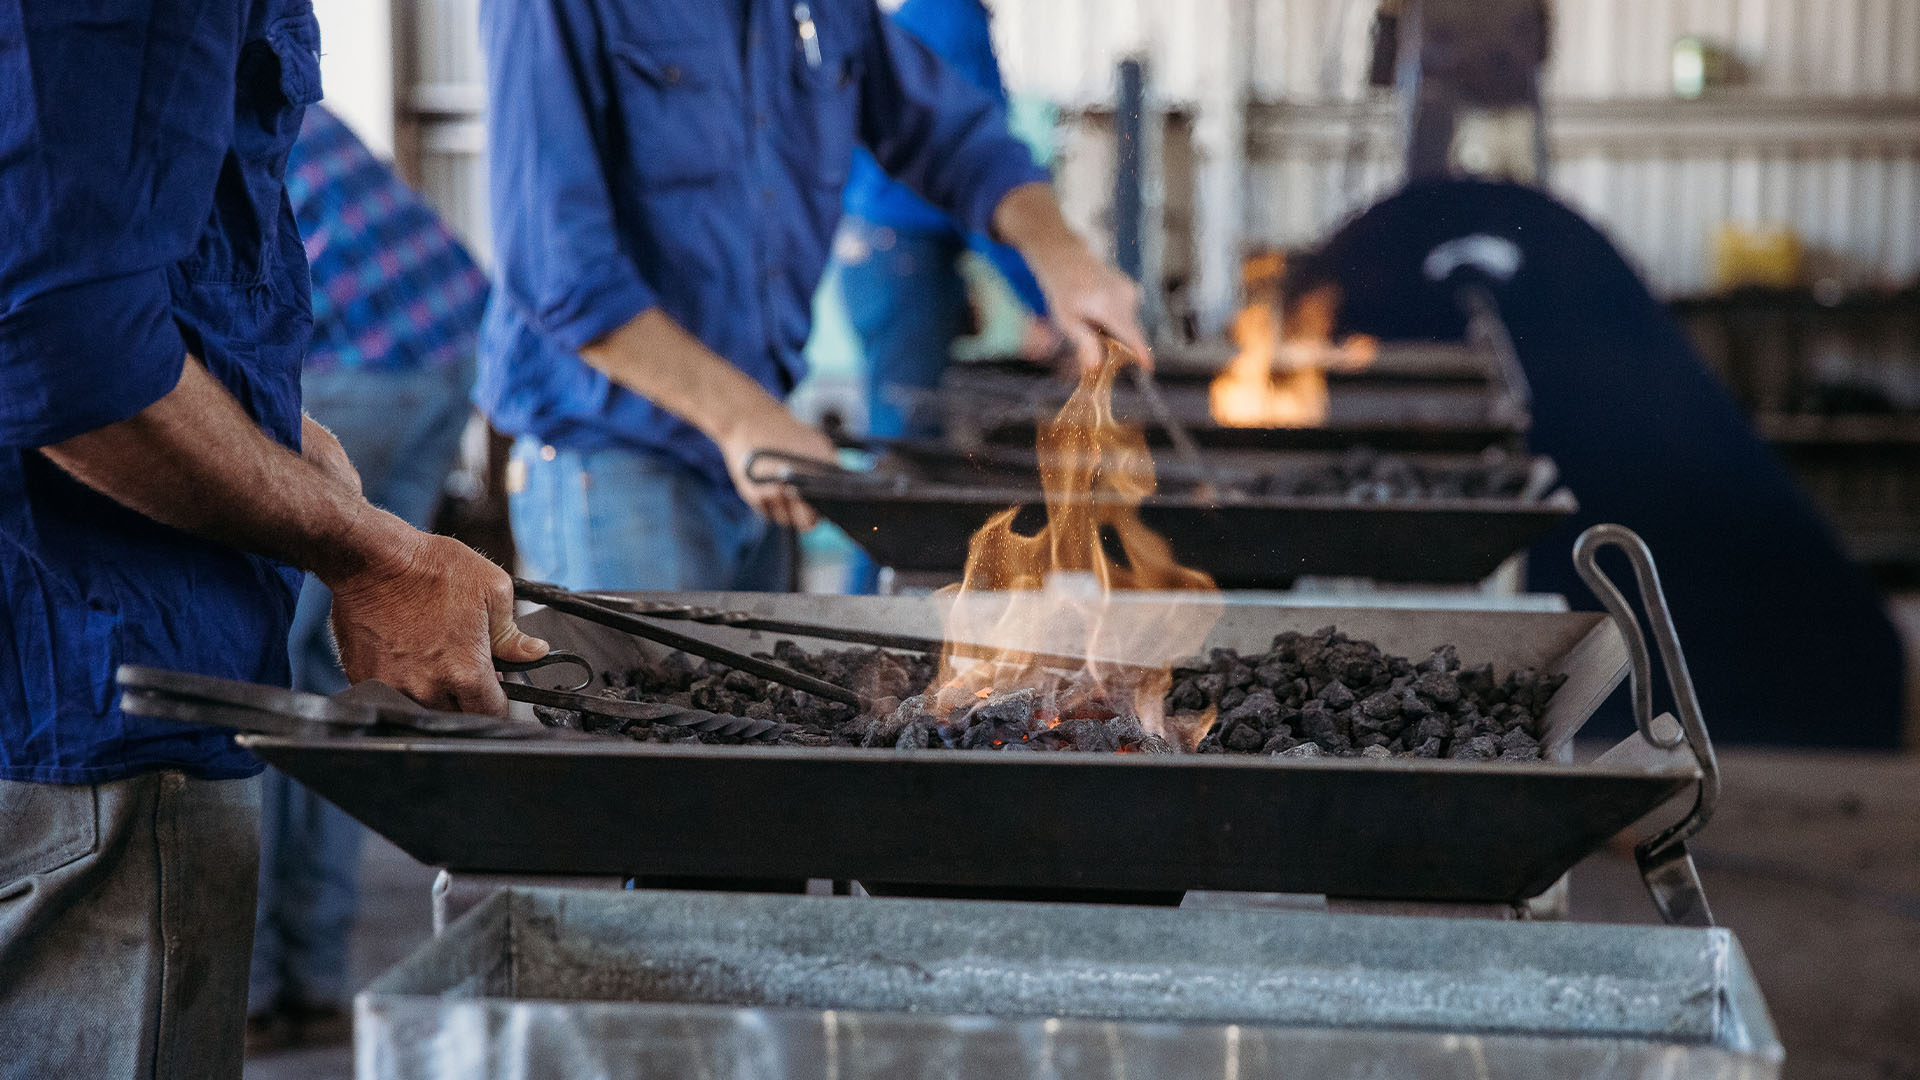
[301,414,362,496]
[326,523,547,714]
[1026,241,1151,374]
[718,404,835,531]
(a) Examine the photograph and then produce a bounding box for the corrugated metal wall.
[994,0,1920,297]
[399,0,1920,297]
[399,0,490,261]
[996,0,1920,101]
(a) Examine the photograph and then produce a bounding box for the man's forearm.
[990,182,1085,267]
[989,182,1152,368]
[43,356,413,585]
[576,306,834,528]
[578,307,787,447]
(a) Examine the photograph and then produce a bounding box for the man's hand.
[325,518,548,714]
[716,402,835,531]
[580,308,835,529]
[301,414,362,496]
[992,182,1152,373]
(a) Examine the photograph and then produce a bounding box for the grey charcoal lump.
[536,626,1563,763]
[1177,629,1561,762]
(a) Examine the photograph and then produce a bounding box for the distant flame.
[933,347,1222,748]
[1210,255,1377,428]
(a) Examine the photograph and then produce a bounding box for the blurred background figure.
[836,0,1052,446]
[833,0,1058,592]
[248,105,489,1051]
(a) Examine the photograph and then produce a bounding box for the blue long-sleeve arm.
[0,1,252,447]
[855,5,1051,244]
[479,0,658,354]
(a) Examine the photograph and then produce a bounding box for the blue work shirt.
[0,0,319,783]
[474,0,1050,489]
[840,0,1045,313]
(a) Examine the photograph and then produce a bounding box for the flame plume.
[1210,256,1378,428]
[933,347,1222,748]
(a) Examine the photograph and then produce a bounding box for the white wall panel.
[998,0,1920,297]
[995,0,1920,105]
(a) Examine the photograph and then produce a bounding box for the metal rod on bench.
[513,579,865,709]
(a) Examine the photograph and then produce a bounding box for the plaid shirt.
[287,107,488,374]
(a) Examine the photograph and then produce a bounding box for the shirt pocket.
[788,43,864,190]
[610,38,741,190]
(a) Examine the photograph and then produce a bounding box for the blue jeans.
[837,219,970,592]
[838,218,971,443]
[508,440,791,592]
[251,360,473,1013]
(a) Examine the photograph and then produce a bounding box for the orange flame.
[933,348,1223,748]
[1210,257,1378,428]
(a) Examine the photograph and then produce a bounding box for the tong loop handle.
[1573,524,1722,924]
[495,650,594,693]
[742,448,849,485]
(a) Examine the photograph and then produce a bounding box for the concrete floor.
[245,746,1920,1080]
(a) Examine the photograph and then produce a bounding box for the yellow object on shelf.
[1711,224,1804,290]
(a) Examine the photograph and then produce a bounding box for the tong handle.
[495,650,594,693]
[1572,523,1720,926]
[742,448,850,485]
[512,579,866,709]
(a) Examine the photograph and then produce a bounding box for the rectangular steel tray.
[357,887,1781,1079]
[940,363,1526,453]
[796,476,1578,586]
[242,593,1698,903]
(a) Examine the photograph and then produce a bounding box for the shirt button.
[663,65,683,84]
[761,186,775,203]
[755,111,769,128]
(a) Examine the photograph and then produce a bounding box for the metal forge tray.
[938,359,1527,454]
[241,588,1704,906]
[787,467,1577,586]
[356,887,1781,1080]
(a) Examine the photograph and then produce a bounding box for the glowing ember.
[932,345,1223,749]
[1209,255,1377,428]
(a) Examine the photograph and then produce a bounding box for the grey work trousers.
[0,771,261,1079]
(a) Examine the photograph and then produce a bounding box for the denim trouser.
[837,218,971,444]
[0,772,261,1079]
[836,219,970,591]
[509,440,791,592]
[251,360,473,1013]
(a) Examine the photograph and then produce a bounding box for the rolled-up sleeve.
[0,273,187,448]
[0,5,220,448]
[856,7,1051,240]
[481,0,657,354]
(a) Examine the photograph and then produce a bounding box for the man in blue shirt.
[0,5,546,1074]
[479,0,1149,592]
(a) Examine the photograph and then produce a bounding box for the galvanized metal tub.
[356,887,1781,1080]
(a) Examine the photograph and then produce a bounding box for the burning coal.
[928,346,1223,749]
[540,629,1564,762]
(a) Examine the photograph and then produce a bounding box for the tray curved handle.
[1573,523,1721,926]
